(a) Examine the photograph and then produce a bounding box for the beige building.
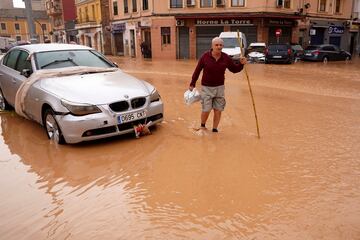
[109,0,354,60]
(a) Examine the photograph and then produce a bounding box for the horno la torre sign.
[195,19,252,26]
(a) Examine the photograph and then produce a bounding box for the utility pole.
[23,0,37,43]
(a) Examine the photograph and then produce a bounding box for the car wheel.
[345,56,351,61]
[43,108,66,144]
[322,56,328,63]
[0,88,11,111]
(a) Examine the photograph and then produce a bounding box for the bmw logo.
[124,95,129,99]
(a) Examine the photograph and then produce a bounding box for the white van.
[219,32,247,62]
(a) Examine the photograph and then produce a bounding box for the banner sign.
[328,26,344,34]
[195,19,252,26]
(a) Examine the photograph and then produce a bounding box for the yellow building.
[0,8,51,43]
[75,0,103,52]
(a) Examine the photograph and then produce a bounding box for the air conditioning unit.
[187,0,195,7]
[276,0,284,7]
[217,0,225,6]
[176,20,185,26]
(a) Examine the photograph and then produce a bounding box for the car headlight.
[61,99,101,116]
[150,89,160,102]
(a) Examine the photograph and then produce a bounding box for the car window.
[322,46,335,51]
[15,50,32,73]
[3,49,20,70]
[305,46,319,50]
[268,45,288,51]
[222,38,238,48]
[292,45,303,51]
[35,50,114,70]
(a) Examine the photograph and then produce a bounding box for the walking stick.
[237,30,261,139]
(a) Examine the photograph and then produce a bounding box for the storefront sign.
[195,19,252,26]
[112,23,126,33]
[328,26,344,34]
[268,19,294,26]
[309,29,316,35]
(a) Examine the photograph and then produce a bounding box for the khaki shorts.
[201,85,226,112]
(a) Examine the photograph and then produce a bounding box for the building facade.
[45,0,78,43]
[75,0,104,52]
[109,0,355,60]
[0,0,50,43]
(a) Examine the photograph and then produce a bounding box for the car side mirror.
[112,62,119,68]
[21,69,32,78]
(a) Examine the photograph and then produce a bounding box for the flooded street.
[0,57,359,239]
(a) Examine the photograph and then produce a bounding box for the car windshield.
[35,50,114,70]
[249,46,265,53]
[222,38,239,48]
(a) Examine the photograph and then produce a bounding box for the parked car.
[291,44,304,61]
[0,44,164,144]
[265,43,293,64]
[3,40,30,52]
[247,42,266,63]
[302,44,351,62]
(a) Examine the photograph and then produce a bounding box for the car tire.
[322,56,328,63]
[0,88,12,111]
[43,108,66,144]
[345,56,351,61]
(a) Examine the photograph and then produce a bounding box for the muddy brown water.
[0,57,359,239]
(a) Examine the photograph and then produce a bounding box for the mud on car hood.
[39,70,152,104]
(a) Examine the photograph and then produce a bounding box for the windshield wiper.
[41,58,78,69]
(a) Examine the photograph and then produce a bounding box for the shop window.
[143,0,148,10]
[132,0,137,12]
[170,0,183,8]
[113,1,118,15]
[124,0,128,13]
[1,23,6,31]
[335,0,341,13]
[319,0,326,12]
[201,0,213,7]
[231,0,244,7]
[161,27,171,45]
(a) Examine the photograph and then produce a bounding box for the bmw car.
[0,44,164,144]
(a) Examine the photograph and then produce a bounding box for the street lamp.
[34,19,46,43]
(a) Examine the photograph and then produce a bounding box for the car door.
[0,49,26,106]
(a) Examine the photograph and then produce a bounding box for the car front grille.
[131,97,146,109]
[109,101,129,112]
[109,97,147,112]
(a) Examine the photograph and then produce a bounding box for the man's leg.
[213,109,221,131]
[201,111,210,128]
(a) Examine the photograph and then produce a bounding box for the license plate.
[273,55,282,58]
[305,53,312,56]
[117,111,146,124]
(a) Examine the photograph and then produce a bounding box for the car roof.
[12,43,92,54]
[249,42,266,47]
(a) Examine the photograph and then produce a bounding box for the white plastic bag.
[184,88,201,105]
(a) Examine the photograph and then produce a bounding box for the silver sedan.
[0,44,163,144]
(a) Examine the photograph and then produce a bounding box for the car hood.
[39,70,152,104]
[248,51,265,58]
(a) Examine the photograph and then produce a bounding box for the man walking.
[189,37,247,132]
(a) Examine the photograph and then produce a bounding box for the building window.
[78,9,82,22]
[132,0,137,12]
[124,0,128,13]
[161,27,171,45]
[16,36,21,41]
[92,5,96,20]
[201,0,213,7]
[41,24,47,31]
[113,1,118,15]
[143,0,148,10]
[284,0,290,8]
[85,6,89,21]
[15,23,20,31]
[335,0,341,13]
[1,23,6,30]
[231,0,244,7]
[170,0,183,8]
[319,0,326,12]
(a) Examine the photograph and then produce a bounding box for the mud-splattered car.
[0,44,163,144]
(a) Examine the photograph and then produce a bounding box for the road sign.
[275,28,282,37]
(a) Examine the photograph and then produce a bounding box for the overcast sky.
[13,0,25,8]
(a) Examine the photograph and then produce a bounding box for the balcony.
[45,0,62,16]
